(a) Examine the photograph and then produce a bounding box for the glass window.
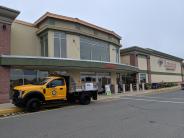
[80,36,110,62]
[116,48,120,63]
[140,73,147,83]
[49,79,65,87]
[10,69,24,93]
[54,32,66,58]
[40,34,48,57]
[23,70,37,85]
[37,71,48,82]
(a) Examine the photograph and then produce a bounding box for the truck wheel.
[80,94,91,105]
[26,98,41,112]
[67,96,76,104]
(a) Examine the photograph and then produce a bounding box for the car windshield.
[34,78,50,85]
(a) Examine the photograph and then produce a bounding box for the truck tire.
[80,94,91,105]
[26,98,41,112]
[67,96,76,104]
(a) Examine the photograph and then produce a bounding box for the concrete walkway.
[0,86,181,116]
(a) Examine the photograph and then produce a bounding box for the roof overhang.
[121,46,183,62]
[0,6,20,24]
[0,55,139,73]
[34,12,121,40]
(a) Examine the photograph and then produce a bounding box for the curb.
[0,107,22,116]
[98,86,181,100]
[0,86,181,116]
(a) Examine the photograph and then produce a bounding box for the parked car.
[181,82,184,90]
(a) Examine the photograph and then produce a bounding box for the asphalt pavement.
[0,90,184,138]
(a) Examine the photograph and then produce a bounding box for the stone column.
[147,56,151,83]
[130,52,138,67]
[0,23,11,103]
[181,63,184,82]
[111,72,118,94]
[0,7,19,103]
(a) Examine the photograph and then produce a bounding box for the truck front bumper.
[12,90,25,107]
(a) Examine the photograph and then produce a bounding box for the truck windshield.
[34,78,50,85]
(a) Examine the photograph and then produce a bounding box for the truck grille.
[12,90,19,99]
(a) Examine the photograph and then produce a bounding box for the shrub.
[145,83,152,90]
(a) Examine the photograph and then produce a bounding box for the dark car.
[181,82,184,90]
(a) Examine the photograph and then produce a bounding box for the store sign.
[158,58,176,71]
[164,60,176,71]
[104,64,117,69]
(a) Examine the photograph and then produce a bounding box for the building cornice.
[121,46,183,62]
[37,25,121,47]
[34,12,121,40]
[0,6,20,24]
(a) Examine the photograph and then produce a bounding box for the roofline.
[0,6,20,15]
[0,5,20,24]
[34,12,121,39]
[14,20,34,27]
[121,46,183,62]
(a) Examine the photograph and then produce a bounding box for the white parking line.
[133,96,184,100]
[120,97,184,104]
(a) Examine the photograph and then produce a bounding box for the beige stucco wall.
[11,22,41,56]
[48,31,54,57]
[138,55,148,70]
[38,18,120,46]
[110,45,116,63]
[66,34,80,59]
[68,70,81,85]
[151,74,182,83]
[121,55,130,65]
[150,55,181,74]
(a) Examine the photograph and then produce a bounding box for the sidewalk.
[98,86,181,100]
[0,86,181,116]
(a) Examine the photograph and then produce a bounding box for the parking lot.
[0,90,184,138]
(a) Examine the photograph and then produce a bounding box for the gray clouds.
[0,0,183,58]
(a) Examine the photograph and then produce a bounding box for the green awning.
[0,55,139,72]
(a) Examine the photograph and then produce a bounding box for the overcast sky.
[0,0,183,58]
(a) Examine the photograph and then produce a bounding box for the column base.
[0,93,10,104]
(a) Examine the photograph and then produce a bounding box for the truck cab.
[12,75,98,112]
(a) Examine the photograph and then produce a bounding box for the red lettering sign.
[104,64,117,69]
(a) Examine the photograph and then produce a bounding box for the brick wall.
[0,23,11,54]
[130,53,138,67]
[0,23,11,103]
[0,67,10,103]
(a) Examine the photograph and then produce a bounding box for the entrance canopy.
[0,55,139,73]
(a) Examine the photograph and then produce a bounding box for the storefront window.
[80,36,110,62]
[40,34,48,57]
[10,69,24,93]
[139,73,147,83]
[37,71,48,82]
[23,70,37,85]
[54,32,66,58]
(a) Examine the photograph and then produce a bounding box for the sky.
[0,0,183,58]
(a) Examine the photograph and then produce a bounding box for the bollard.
[142,83,145,91]
[123,84,126,93]
[130,84,133,92]
[136,83,139,92]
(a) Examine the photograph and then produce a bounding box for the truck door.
[45,78,67,100]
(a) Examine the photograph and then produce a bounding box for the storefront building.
[121,46,183,84]
[0,6,138,103]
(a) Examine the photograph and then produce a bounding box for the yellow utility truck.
[12,75,98,112]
